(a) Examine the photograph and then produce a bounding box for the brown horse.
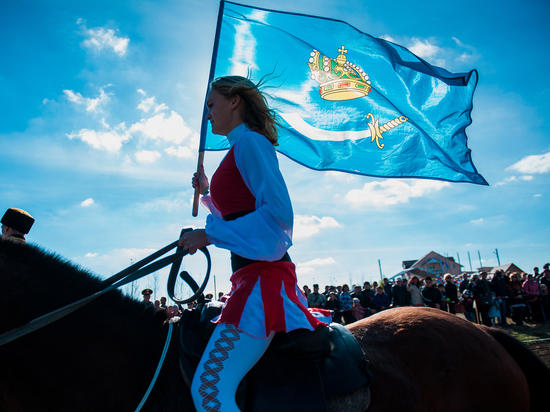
[1,238,549,412]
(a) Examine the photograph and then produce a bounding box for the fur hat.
[1,208,35,234]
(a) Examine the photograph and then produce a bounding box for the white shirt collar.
[227,123,249,147]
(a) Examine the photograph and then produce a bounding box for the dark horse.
[1,238,549,412]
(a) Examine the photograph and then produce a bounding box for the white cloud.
[132,193,188,215]
[136,91,169,113]
[379,34,395,43]
[495,175,534,187]
[165,146,194,158]
[470,218,484,225]
[79,21,129,56]
[81,198,94,207]
[63,87,112,113]
[508,151,550,174]
[135,150,161,164]
[534,194,542,198]
[294,215,341,239]
[345,179,450,206]
[324,170,358,182]
[296,266,314,275]
[130,111,197,145]
[67,123,131,152]
[296,257,337,276]
[408,38,441,61]
[381,35,479,70]
[84,252,98,258]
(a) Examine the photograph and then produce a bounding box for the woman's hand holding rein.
[178,229,211,254]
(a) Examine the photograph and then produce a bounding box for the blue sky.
[2,0,549,301]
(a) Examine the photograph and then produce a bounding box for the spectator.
[1,208,35,242]
[459,273,470,294]
[539,284,550,322]
[372,287,390,312]
[160,296,168,309]
[478,272,492,296]
[438,284,447,312]
[421,277,442,309]
[302,285,311,297]
[325,292,341,323]
[444,274,458,314]
[350,285,362,301]
[523,274,540,322]
[540,269,550,291]
[307,284,326,308]
[329,285,339,298]
[392,278,410,307]
[351,298,365,321]
[407,276,423,306]
[508,273,526,326]
[459,290,476,322]
[534,267,540,280]
[339,284,355,324]
[360,282,376,313]
[154,300,161,309]
[141,289,154,306]
[491,270,509,326]
[470,274,491,326]
[382,278,392,304]
[487,292,502,326]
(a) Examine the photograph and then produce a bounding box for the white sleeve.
[204,131,293,261]
[200,195,222,219]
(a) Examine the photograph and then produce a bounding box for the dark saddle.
[177,301,372,412]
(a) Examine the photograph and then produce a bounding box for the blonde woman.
[179,76,325,412]
[407,276,424,306]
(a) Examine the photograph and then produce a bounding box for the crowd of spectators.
[141,263,550,327]
[301,262,550,327]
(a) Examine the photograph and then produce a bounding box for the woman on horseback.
[178,75,326,412]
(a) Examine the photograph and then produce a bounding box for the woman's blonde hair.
[210,75,280,145]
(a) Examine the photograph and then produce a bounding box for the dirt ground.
[490,318,550,368]
[444,313,550,367]
[525,340,550,367]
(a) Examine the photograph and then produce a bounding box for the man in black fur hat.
[1,208,35,242]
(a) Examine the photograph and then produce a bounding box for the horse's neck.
[4,304,188,411]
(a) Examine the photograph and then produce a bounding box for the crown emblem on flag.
[307,46,372,101]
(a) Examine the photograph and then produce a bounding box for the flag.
[201,1,487,185]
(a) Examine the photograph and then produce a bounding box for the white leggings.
[191,323,275,412]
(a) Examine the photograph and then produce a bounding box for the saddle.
[177,301,372,412]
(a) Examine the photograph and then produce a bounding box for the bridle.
[0,228,212,410]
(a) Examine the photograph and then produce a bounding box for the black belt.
[223,210,292,272]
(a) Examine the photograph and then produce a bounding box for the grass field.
[504,320,550,342]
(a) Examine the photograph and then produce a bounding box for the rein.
[135,321,174,412]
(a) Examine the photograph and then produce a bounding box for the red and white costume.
[201,123,326,338]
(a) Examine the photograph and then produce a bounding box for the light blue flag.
[201,1,487,185]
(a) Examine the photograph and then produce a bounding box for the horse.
[1,238,549,412]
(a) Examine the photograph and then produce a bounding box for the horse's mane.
[0,237,165,332]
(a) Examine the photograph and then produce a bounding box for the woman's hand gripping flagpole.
[192,151,205,217]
